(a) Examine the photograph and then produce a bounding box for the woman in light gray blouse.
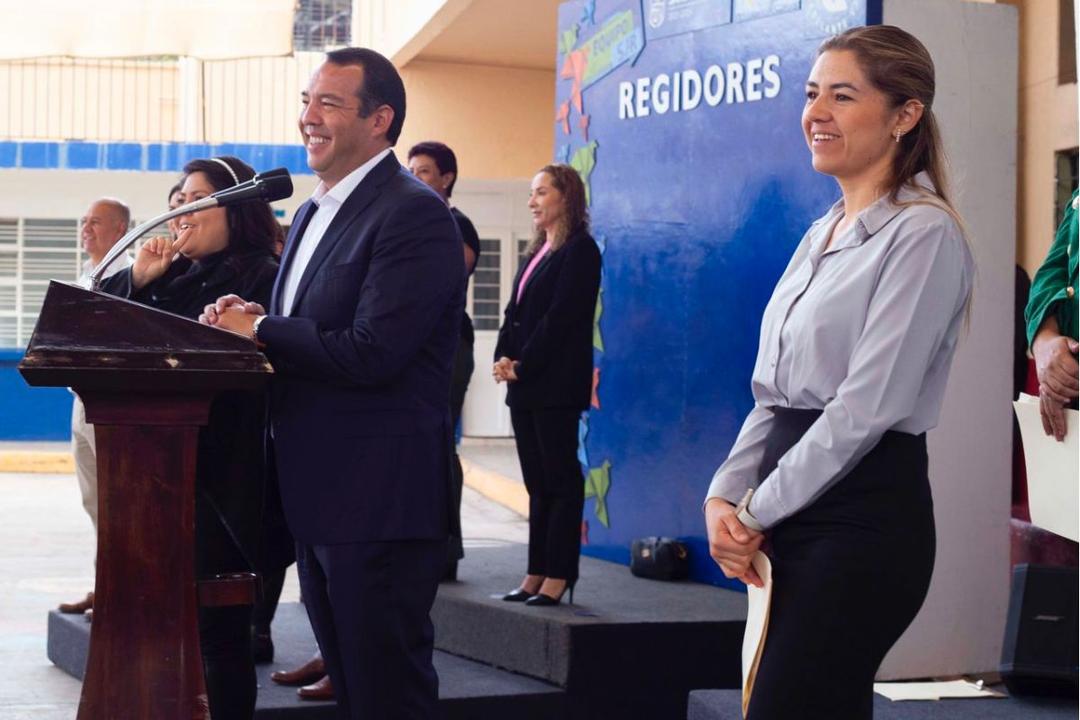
[704,26,973,720]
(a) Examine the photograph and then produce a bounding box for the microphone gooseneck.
[89,168,294,291]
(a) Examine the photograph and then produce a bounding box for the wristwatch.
[251,315,268,343]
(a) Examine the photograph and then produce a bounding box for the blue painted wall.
[558,0,875,587]
[0,140,316,175]
[0,351,72,440]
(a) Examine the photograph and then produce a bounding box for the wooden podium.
[20,281,273,720]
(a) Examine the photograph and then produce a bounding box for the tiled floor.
[0,445,526,719]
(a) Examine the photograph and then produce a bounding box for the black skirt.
[746,408,936,720]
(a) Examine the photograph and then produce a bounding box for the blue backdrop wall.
[558,0,878,588]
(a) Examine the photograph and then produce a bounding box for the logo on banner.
[648,0,666,29]
[806,0,861,36]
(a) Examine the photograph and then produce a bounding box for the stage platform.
[687,689,1079,719]
[48,545,747,719]
[48,603,565,720]
[46,545,1078,718]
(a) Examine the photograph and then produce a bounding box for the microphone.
[89,168,295,290]
[210,167,294,206]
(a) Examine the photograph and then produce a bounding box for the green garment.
[1026,189,1079,345]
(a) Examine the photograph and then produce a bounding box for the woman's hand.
[131,235,180,290]
[493,356,518,383]
[705,497,764,588]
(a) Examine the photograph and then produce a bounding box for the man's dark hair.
[408,141,458,198]
[326,47,406,145]
[167,182,182,204]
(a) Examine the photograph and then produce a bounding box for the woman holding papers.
[101,155,284,720]
[703,26,973,719]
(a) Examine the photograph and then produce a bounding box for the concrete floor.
[0,443,525,719]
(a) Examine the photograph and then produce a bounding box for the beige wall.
[1000,0,1079,275]
[398,60,554,179]
[0,59,178,142]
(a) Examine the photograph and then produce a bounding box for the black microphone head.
[257,167,291,180]
[257,172,293,203]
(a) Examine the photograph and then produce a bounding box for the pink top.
[516,240,552,303]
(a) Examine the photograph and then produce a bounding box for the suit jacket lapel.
[288,153,399,314]
[271,200,317,315]
[518,247,556,302]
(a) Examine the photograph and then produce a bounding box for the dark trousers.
[510,407,585,582]
[447,330,475,566]
[295,538,447,720]
[746,408,935,720]
[196,502,256,720]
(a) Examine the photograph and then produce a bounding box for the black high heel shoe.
[524,580,575,606]
[501,587,536,602]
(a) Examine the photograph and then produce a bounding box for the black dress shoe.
[251,630,274,664]
[501,588,534,602]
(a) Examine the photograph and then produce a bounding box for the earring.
[894,129,904,143]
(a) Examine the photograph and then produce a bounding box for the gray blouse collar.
[814,171,938,253]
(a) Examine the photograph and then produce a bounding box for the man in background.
[58,197,132,616]
[408,140,480,580]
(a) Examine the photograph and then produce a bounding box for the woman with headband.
[101,155,286,719]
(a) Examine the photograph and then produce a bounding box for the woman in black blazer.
[495,163,601,606]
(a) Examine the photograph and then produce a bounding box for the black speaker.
[1000,564,1078,696]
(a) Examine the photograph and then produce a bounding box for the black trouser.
[447,329,475,566]
[746,408,935,720]
[510,407,585,582]
[196,501,256,720]
[295,538,447,720]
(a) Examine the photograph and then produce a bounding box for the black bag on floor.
[630,536,689,580]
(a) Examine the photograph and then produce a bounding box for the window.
[472,238,502,331]
[1060,0,1076,85]
[0,218,79,348]
[293,0,352,52]
[1054,148,1079,227]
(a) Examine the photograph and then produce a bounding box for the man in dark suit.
[202,47,465,719]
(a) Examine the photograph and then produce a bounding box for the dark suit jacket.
[495,225,601,411]
[258,152,465,545]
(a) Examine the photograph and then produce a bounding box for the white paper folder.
[1013,393,1079,542]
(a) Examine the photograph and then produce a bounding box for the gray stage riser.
[687,690,1079,720]
[47,606,565,720]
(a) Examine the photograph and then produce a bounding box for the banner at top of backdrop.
[0,0,295,60]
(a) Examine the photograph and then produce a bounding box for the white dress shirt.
[279,148,392,316]
[77,251,132,289]
[706,173,974,528]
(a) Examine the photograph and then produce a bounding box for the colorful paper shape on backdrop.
[584,460,612,528]
[578,113,591,142]
[593,287,604,351]
[556,100,571,135]
[559,23,579,55]
[580,0,597,26]
[570,141,598,205]
[577,415,590,468]
[591,367,601,409]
